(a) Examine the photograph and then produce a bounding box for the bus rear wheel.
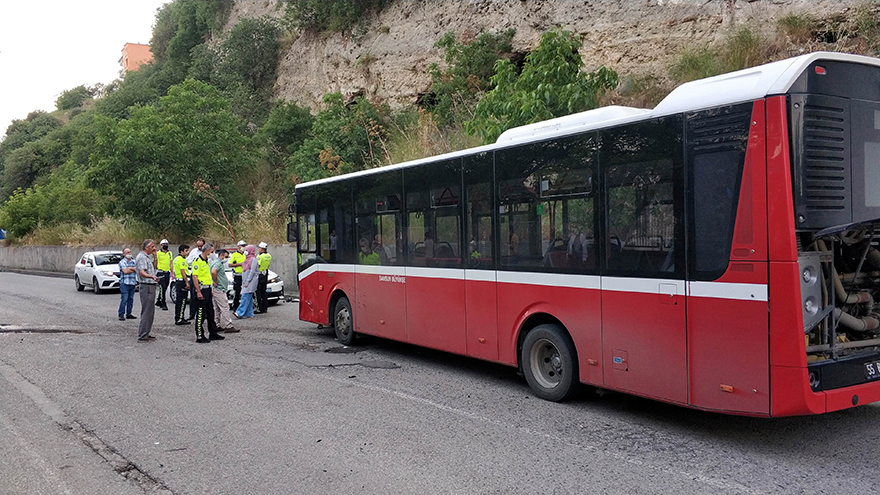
[334,297,356,346]
[521,324,579,402]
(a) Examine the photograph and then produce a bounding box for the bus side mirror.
[287,221,297,243]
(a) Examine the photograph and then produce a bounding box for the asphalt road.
[0,271,878,495]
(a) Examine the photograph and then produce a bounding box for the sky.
[0,1,168,139]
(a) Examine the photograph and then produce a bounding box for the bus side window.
[404,158,462,269]
[602,118,683,276]
[355,171,403,266]
[496,133,597,274]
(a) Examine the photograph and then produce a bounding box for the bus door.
[404,159,467,354]
[464,153,498,362]
[600,118,689,404]
[353,172,406,341]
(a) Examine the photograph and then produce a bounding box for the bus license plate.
[866,361,880,380]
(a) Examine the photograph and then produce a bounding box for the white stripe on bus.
[298,263,767,302]
[688,281,768,302]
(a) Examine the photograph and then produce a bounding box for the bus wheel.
[521,324,579,402]
[334,298,356,346]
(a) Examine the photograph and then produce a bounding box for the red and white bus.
[293,52,880,416]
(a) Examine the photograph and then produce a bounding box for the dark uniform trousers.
[194,287,219,339]
[174,280,189,323]
[232,274,242,311]
[189,275,199,320]
[256,272,268,313]
[156,271,170,308]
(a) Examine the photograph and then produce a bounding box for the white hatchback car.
[74,251,123,294]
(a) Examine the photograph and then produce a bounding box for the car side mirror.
[87,261,94,267]
[287,221,297,243]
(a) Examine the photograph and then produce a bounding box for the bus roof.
[296,51,880,190]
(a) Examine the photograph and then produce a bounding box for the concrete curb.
[0,268,71,279]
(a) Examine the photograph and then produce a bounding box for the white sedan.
[74,251,123,294]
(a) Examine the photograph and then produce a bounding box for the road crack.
[0,359,174,494]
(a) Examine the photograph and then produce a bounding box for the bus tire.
[521,324,579,402]
[334,297,356,346]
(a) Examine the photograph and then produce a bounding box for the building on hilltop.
[119,43,153,74]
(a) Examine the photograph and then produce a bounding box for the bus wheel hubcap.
[530,338,562,389]
[336,308,351,337]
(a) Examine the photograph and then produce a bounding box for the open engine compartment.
[801,225,880,390]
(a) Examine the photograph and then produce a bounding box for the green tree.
[0,112,63,156]
[427,29,515,126]
[285,93,388,186]
[258,101,314,160]
[55,85,95,111]
[90,79,251,235]
[466,30,619,143]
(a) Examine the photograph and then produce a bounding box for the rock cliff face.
[226,0,864,110]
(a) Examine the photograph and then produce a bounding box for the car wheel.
[75,275,84,292]
[170,286,177,304]
[521,324,579,402]
[93,277,103,294]
[269,299,279,306]
[334,297,356,346]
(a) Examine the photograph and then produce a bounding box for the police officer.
[186,238,205,321]
[173,245,191,325]
[155,239,173,310]
[228,240,247,311]
[255,241,272,314]
[191,243,224,343]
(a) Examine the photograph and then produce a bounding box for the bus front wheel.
[521,324,579,402]
[334,297,356,346]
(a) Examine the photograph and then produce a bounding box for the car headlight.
[269,278,279,284]
[101,271,116,277]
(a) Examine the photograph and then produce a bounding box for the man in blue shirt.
[118,248,137,321]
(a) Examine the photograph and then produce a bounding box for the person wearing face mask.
[234,245,259,319]
[118,248,138,321]
[155,239,172,311]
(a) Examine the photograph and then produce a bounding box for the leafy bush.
[0,163,103,239]
[285,93,389,186]
[427,29,515,126]
[90,79,251,236]
[466,30,618,143]
[284,0,388,35]
[778,13,816,43]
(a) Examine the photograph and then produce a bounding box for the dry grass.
[23,216,158,247]
[386,108,481,164]
[200,199,288,246]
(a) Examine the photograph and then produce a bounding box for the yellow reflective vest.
[258,252,272,272]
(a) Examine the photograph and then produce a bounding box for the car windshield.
[95,253,123,265]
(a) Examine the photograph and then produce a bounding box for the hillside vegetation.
[0,0,878,245]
